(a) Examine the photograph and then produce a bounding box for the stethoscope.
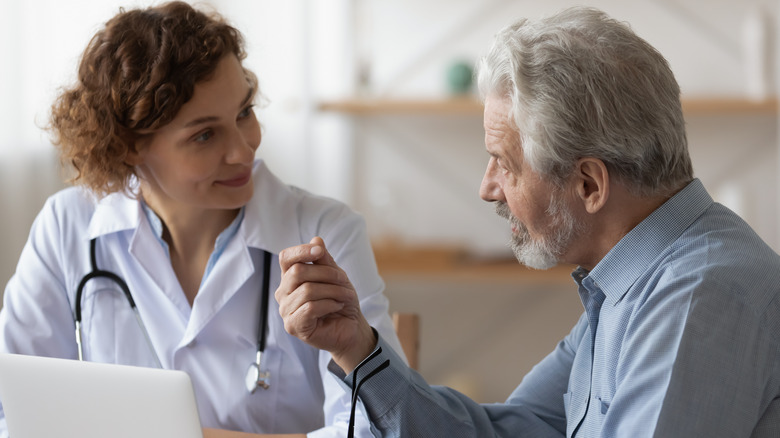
[74,237,272,393]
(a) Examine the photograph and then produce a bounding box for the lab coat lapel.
[90,189,191,314]
[115,160,305,348]
[176,159,300,345]
[127,213,191,315]
[181,233,255,345]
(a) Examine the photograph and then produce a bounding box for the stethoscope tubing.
[256,245,271,359]
[74,238,162,367]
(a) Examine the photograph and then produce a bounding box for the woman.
[0,2,404,437]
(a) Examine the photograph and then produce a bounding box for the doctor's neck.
[140,187,242,304]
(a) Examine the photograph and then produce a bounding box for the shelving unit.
[318,96,778,115]
[321,94,779,275]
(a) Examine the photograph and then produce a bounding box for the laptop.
[0,353,203,438]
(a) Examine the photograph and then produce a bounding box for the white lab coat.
[0,159,405,437]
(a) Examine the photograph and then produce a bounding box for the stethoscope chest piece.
[245,355,270,393]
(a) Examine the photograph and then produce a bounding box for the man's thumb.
[310,236,337,266]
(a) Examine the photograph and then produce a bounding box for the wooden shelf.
[681,98,778,114]
[318,97,778,115]
[318,97,482,114]
[372,242,575,285]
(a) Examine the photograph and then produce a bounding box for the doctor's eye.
[192,129,214,143]
[238,105,255,120]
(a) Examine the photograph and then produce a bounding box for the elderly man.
[276,6,780,437]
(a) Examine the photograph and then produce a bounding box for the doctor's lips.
[216,171,252,187]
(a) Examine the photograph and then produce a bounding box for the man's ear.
[574,158,609,214]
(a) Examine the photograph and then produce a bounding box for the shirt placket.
[571,274,606,437]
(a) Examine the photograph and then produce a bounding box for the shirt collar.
[585,178,713,305]
[140,200,245,262]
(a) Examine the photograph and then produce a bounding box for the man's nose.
[479,162,503,202]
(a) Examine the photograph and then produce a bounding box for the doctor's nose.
[225,128,258,164]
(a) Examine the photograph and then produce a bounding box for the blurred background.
[1,0,778,403]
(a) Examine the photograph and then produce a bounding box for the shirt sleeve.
[327,317,589,438]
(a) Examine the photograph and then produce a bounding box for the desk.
[203,428,305,438]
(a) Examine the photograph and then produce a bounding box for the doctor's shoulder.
[28,186,123,244]
[14,187,100,272]
[36,186,99,225]
[287,184,367,242]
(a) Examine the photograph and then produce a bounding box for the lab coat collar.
[85,187,143,240]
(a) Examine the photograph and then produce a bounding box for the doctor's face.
[133,54,261,212]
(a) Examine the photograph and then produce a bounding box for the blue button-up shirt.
[333,179,780,437]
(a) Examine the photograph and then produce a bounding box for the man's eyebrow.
[182,87,256,128]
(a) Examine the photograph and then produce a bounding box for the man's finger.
[310,237,339,268]
[279,237,326,273]
[279,280,353,315]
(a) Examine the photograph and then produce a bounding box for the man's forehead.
[484,98,518,135]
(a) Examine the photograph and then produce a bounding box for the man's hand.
[275,237,377,374]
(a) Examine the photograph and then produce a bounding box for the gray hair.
[477,6,693,197]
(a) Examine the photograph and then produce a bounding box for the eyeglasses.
[347,347,390,438]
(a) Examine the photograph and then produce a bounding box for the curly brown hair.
[48,1,259,196]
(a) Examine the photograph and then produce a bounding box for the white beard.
[495,193,581,270]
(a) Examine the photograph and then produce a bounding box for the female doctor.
[0,2,405,437]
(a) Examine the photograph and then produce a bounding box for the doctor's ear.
[125,151,143,166]
[125,137,150,166]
